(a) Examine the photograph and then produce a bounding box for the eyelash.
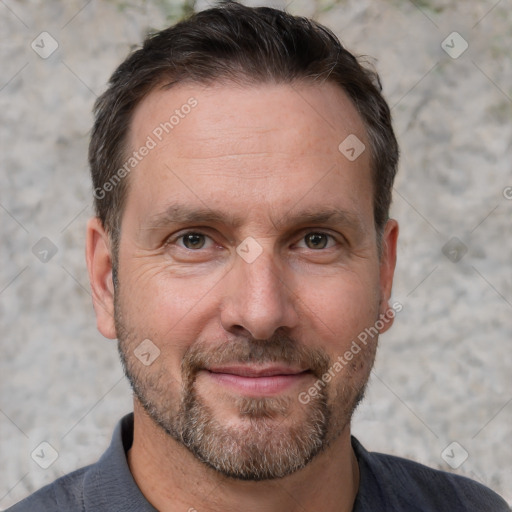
[166,230,339,251]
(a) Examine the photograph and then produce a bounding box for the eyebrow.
[144,203,366,234]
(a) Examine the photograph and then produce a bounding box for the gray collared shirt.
[8,414,156,512]
[7,413,510,511]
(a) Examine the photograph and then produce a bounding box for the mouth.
[202,365,313,396]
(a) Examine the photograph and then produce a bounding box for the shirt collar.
[82,413,157,512]
[83,414,383,511]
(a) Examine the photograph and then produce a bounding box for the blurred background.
[1,0,511,508]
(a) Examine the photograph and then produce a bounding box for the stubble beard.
[114,293,376,481]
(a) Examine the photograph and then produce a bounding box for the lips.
[202,365,312,396]
[207,365,308,377]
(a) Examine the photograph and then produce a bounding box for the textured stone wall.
[1,0,510,508]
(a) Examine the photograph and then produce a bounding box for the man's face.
[102,81,397,480]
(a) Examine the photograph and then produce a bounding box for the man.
[8,1,509,511]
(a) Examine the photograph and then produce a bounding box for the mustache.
[181,331,331,383]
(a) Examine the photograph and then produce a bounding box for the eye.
[174,232,213,250]
[297,232,337,250]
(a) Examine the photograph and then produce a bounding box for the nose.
[219,248,299,340]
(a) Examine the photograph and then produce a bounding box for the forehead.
[124,80,373,230]
[130,80,367,157]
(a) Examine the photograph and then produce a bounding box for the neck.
[127,402,360,512]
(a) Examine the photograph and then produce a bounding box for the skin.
[86,81,398,512]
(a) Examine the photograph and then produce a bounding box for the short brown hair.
[89,0,399,264]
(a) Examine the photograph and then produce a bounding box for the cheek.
[303,276,380,407]
[116,260,228,377]
[120,259,224,328]
[298,271,380,347]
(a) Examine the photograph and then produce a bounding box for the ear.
[377,219,399,334]
[86,217,117,339]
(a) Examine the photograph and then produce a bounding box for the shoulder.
[352,437,510,511]
[5,414,150,512]
[375,452,509,509]
[5,465,90,512]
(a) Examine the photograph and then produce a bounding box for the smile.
[203,365,312,396]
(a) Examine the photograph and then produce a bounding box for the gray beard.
[153,382,330,480]
[115,296,372,481]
